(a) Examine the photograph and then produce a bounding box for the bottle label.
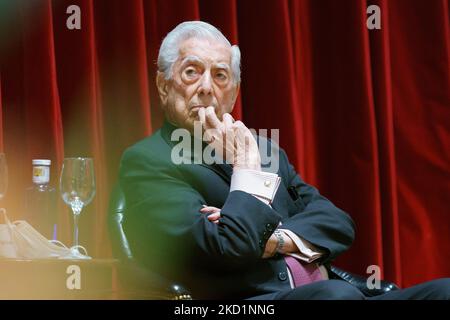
[32,166,50,184]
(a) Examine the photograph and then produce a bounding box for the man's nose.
[197,72,213,96]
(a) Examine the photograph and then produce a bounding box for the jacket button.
[259,240,264,248]
[278,272,287,281]
[266,224,274,231]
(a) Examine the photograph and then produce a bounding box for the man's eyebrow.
[179,56,230,71]
[180,55,204,66]
[214,62,231,70]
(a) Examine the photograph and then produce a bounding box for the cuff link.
[264,180,271,187]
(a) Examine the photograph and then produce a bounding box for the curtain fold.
[0,0,448,288]
[387,0,450,287]
[367,0,402,284]
[238,0,304,171]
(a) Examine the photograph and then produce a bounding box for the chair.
[108,184,399,299]
[108,185,192,300]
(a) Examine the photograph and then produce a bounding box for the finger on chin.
[205,107,222,128]
[198,107,206,125]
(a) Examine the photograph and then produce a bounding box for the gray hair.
[157,21,241,83]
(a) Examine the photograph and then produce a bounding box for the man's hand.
[262,233,279,258]
[198,107,261,171]
[232,120,261,171]
[200,205,221,224]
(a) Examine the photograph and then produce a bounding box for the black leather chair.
[108,184,399,299]
[108,185,192,300]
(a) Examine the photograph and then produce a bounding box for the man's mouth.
[189,106,202,117]
[191,105,208,111]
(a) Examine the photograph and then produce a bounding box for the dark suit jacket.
[119,120,355,299]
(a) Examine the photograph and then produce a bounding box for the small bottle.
[24,159,57,240]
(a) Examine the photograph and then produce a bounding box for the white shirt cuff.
[279,228,324,263]
[230,169,281,204]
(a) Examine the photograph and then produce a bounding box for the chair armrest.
[117,261,192,300]
[328,265,400,297]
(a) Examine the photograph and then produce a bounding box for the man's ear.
[232,82,240,105]
[156,71,169,106]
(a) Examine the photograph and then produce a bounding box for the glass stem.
[73,212,80,248]
[71,198,83,250]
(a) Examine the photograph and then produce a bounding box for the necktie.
[284,256,323,287]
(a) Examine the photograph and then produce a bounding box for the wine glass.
[60,157,95,257]
[0,153,7,202]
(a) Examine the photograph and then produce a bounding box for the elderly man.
[119,21,449,299]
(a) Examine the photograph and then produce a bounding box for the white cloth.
[0,208,91,260]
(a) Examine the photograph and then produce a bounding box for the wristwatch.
[273,229,285,254]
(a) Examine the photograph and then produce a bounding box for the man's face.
[157,37,239,132]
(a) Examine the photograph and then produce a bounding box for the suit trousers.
[250,278,450,300]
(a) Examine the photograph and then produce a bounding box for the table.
[0,258,118,299]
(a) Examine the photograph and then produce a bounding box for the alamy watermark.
[66,264,81,290]
[66,4,381,31]
[366,264,381,289]
[66,5,81,30]
[367,5,381,30]
[170,121,280,173]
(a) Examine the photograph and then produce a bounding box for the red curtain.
[0,0,448,288]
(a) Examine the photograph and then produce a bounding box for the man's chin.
[176,118,197,134]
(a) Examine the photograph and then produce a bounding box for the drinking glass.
[60,157,95,256]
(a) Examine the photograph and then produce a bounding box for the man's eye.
[215,72,227,80]
[185,68,197,77]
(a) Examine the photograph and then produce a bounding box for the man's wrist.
[262,234,278,258]
[273,229,285,254]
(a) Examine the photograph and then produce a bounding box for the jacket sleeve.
[278,148,356,264]
[119,146,282,272]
